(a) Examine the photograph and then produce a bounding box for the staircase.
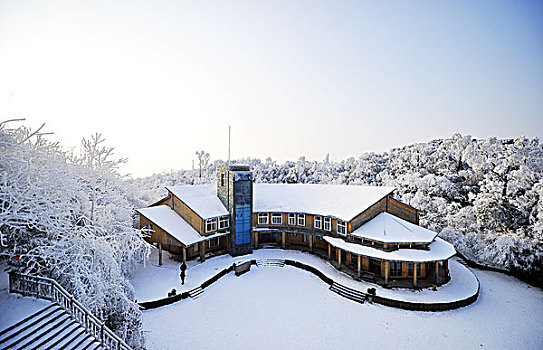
[188,286,205,299]
[329,282,366,304]
[0,303,103,350]
[256,259,285,267]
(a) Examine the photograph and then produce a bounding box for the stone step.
[188,286,205,299]
[329,283,366,304]
[0,303,104,350]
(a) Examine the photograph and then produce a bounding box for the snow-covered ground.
[0,265,51,330]
[133,248,478,304]
[135,250,543,350]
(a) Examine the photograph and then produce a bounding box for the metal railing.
[8,272,132,350]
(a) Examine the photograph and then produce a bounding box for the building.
[137,165,456,288]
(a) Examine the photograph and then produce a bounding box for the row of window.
[205,216,229,233]
[257,213,347,235]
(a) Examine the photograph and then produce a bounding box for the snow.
[166,185,229,219]
[254,183,396,221]
[132,248,475,307]
[138,251,543,350]
[324,236,456,263]
[351,212,437,243]
[137,205,229,246]
[0,265,51,330]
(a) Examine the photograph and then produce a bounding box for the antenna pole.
[228,125,231,166]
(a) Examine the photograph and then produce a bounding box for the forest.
[2,120,542,348]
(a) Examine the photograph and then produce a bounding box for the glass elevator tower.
[217,165,253,256]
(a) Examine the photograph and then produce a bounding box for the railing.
[8,272,132,350]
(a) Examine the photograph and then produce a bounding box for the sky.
[1,0,542,178]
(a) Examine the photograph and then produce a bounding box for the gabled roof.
[137,205,204,246]
[351,212,437,244]
[253,184,395,221]
[167,185,229,219]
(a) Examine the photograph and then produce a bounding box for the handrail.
[8,271,132,350]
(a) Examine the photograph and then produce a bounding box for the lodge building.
[137,165,456,288]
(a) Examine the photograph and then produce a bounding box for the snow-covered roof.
[351,212,437,244]
[323,236,456,263]
[254,184,395,221]
[166,185,229,219]
[137,205,228,246]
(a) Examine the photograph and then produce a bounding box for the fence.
[8,272,132,350]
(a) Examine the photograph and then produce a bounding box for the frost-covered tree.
[0,121,148,348]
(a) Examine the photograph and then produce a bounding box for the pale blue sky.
[1,1,542,177]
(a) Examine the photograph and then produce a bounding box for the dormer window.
[206,218,217,232]
[258,213,269,225]
[337,220,347,235]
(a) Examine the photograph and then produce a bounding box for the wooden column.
[281,232,286,249]
[435,261,439,283]
[158,241,163,266]
[444,260,449,276]
[199,241,206,262]
[328,243,331,260]
[309,234,313,252]
[337,248,342,266]
[357,255,361,277]
[182,246,187,264]
[346,252,352,266]
[253,231,259,248]
[413,263,418,287]
[384,261,390,285]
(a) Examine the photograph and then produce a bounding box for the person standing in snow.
[180,262,187,285]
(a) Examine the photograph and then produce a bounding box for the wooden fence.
[9,272,132,350]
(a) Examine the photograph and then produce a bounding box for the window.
[193,243,199,252]
[221,173,227,186]
[258,213,269,225]
[142,224,153,237]
[297,214,305,227]
[302,234,309,243]
[206,218,217,232]
[314,216,322,229]
[219,216,229,229]
[324,217,331,231]
[408,263,421,276]
[337,220,347,235]
[390,261,402,276]
[208,237,220,248]
[288,213,296,226]
[271,213,282,225]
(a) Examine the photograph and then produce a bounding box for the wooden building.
[137,165,456,288]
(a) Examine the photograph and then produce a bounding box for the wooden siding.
[349,196,388,232]
[170,192,205,235]
[387,197,419,224]
[140,215,184,247]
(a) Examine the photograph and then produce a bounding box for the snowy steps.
[329,282,366,304]
[188,286,205,299]
[0,303,103,350]
[256,259,285,267]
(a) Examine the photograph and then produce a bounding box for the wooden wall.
[350,196,388,232]
[170,192,205,235]
[387,197,419,225]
